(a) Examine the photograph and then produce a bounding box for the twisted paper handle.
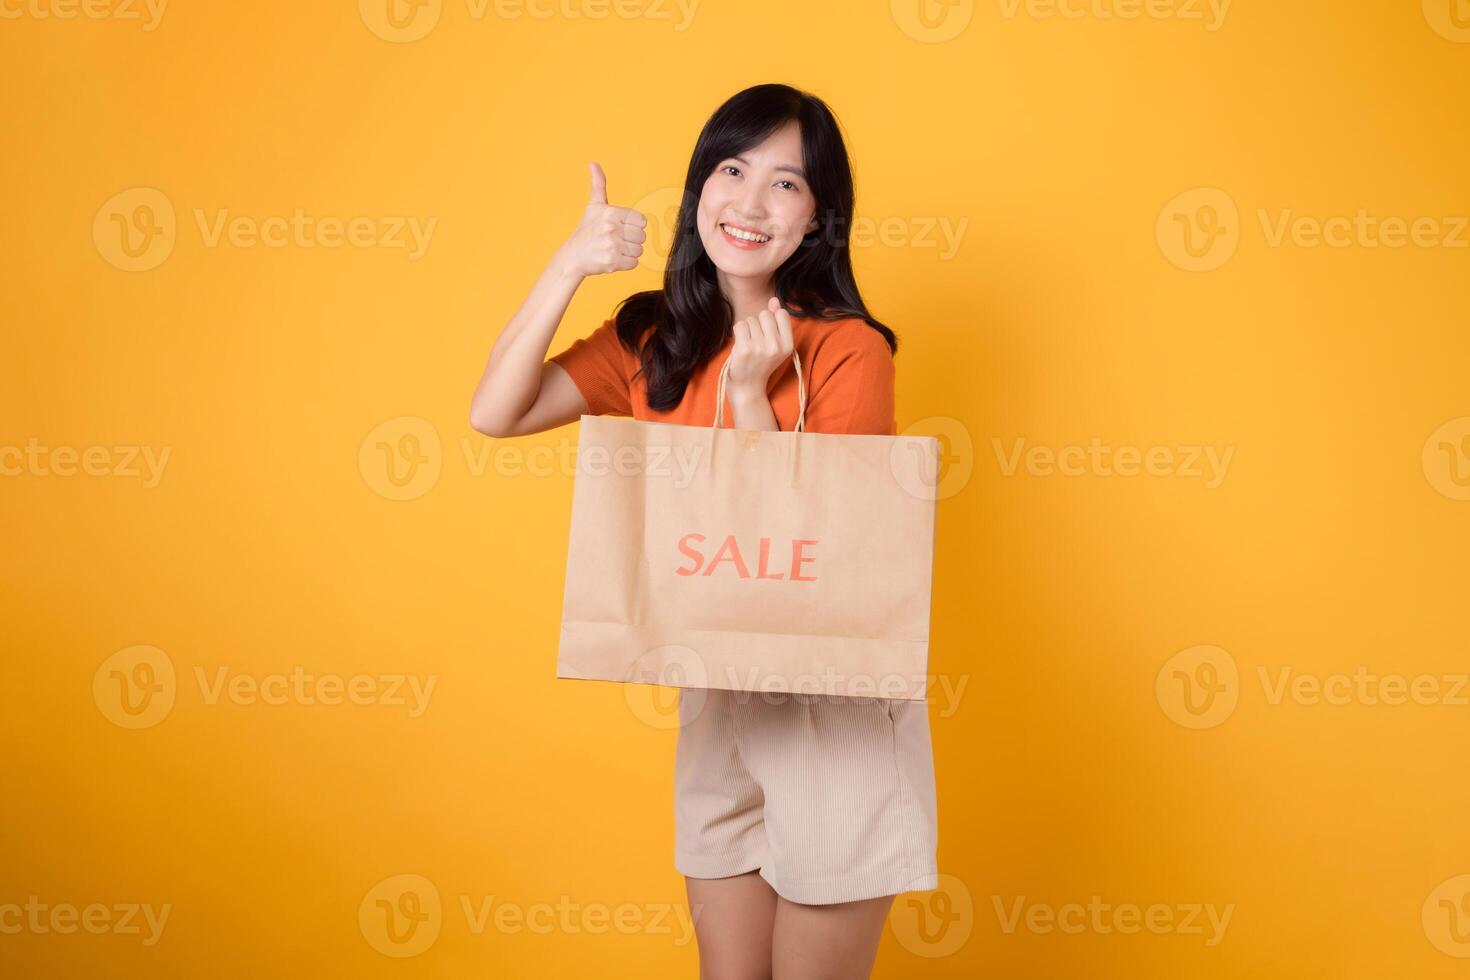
[712,349,806,432]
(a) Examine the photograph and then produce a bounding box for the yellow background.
[3,0,1469,976]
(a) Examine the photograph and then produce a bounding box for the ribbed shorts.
[673,686,939,906]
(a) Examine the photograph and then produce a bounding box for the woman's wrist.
[725,381,780,431]
[550,246,585,284]
[725,381,768,410]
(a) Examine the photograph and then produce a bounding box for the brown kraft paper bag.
[557,349,940,701]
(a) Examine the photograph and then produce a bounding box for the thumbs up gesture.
[557,162,648,278]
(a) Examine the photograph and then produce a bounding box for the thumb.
[588,161,608,206]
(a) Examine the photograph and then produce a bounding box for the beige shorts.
[673,687,939,906]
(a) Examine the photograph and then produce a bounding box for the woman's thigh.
[685,870,778,980]
[771,893,894,980]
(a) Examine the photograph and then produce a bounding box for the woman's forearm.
[469,247,583,433]
[470,163,647,433]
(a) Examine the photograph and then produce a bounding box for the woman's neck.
[718,269,776,325]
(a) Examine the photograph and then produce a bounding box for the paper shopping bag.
[556,349,940,701]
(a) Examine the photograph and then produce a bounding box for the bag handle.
[711,349,807,432]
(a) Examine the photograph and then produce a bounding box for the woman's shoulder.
[796,314,894,358]
[579,315,653,358]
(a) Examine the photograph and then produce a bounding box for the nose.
[735,179,768,222]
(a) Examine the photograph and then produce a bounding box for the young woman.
[469,83,938,980]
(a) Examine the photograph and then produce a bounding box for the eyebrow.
[730,154,806,180]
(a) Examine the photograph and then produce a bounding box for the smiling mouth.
[720,223,772,246]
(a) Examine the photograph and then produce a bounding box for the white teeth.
[722,224,770,243]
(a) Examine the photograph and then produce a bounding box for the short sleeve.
[548,318,633,417]
[801,325,897,436]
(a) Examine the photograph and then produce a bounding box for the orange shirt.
[549,315,897,436]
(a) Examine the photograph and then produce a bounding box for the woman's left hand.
[725,296,795,398]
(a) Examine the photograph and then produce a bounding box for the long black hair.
[611,83,897,412]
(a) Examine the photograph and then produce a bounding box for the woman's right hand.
[557,162,648,278]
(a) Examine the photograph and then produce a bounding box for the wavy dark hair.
[610,83,897,412]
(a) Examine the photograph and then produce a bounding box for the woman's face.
[695,119,818,284]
